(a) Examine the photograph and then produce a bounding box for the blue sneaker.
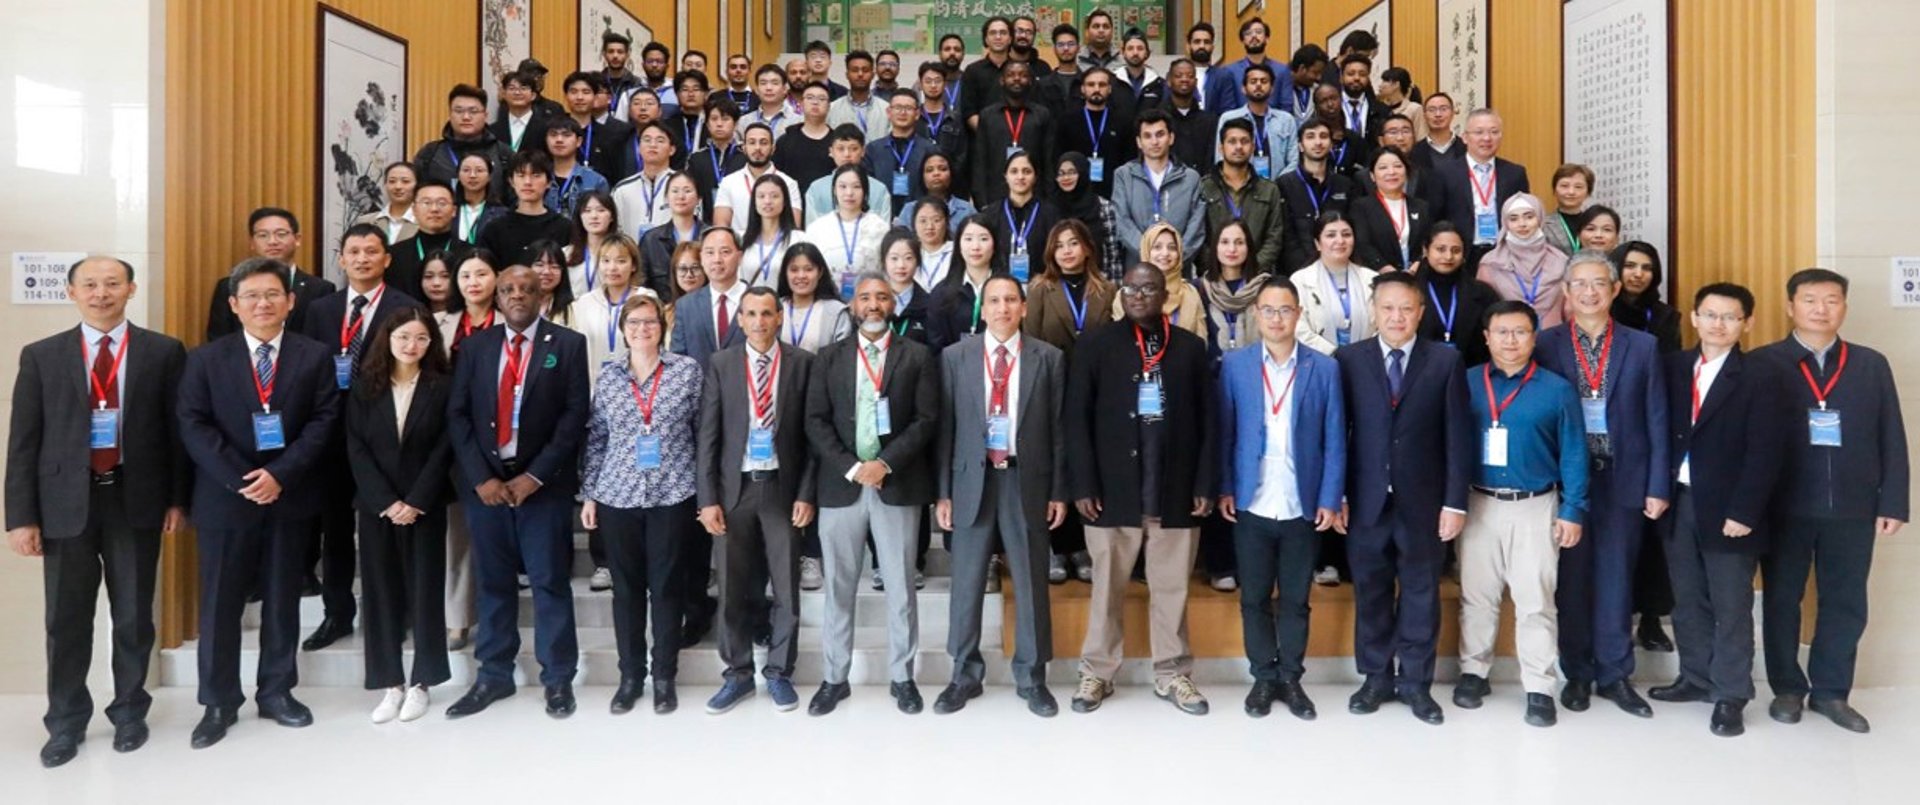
[767,677,799,712]
[705,679,756,715]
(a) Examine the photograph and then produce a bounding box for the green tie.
[856,342,882,461]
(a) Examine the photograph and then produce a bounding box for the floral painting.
[481,0,532,117]
[318,9,407,284]
[577,0,652,72]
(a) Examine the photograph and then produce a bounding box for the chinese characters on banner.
[1564,0,1671,273]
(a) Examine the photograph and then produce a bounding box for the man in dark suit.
[932,275,1067,717]
[443,265,591,720]
[177,257,342,749]
[1333,271,1472,723]
[1536,251,1670,718]
[1430,109,1530,264]
[1066,263,1217,716]
[670,227,751,644]
[1754,268,1908,734]
[204,207,335,342]
[385,183,462,303]
[295,224,427,651]
[1648,283,1788,737]
[804,272,941,716]
[7,256,189,767]
[1334,55,1389,146]
[696,287,817,716]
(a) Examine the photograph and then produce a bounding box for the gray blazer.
[934,334,1068,527]
[696,342,817,510]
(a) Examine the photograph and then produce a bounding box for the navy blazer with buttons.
[1215,342,1347,512]
[177,330,340,526]
[1537,321,1672,507]
[1333,336,1474,530]
[445,318,591,502]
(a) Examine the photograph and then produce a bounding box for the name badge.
[985,415,1011,452]
[90,408,120,449]
[747,427,776,462]
[1483,425,1509,467]
[1582,397,1609,435]
[840,270,857,301]
[1475,210,1499,243]
[1088,155,1106,183]
[1808,408,1842,447]
[1009,251,1031,283]
[253,411,287,451]
[1137,381,1164,418]
[334,354,354,389]
[891,169,910,197]
[1336,328,1352,347]
[874,396,892,436]
[1005,145,1022,160]
[1252,154,1271,179]
[635,432,663,469]
[511,384,525,431]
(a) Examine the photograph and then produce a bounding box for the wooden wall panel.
[1485,0,1560,189]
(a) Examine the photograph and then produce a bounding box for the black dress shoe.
[652,680,677,714]
[890,681,924,714]
[1596,681,1654,718]
[545,684,577,718]
[256,694,314,727]
[1637,616,1675,652]
[300,575,322,597]
[808,682,850,716]
[40,732,82,768]
[112,720,150,753]
[610,678,644,714]
[1018,686,1059,717]
[1525,693,1558,727]
[445,680,516,719]
[1649,679,1712,703]
[1243,681,1278,717]
[190,706,238,749]
[1348,680,1392,714]
[300,617,354,652]
[680,615,713,650]
[1809,697,1870,733]
[1710,700,1746,737]
[933,682,982,714]
[1401,690,1446,725]
[1768,693,1804,724]
[1278,681,1317,720]
[1560,680,1592,712]
[1452,674,1491,710]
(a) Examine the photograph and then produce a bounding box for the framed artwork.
[1438,0,1488,125]
[480,0,533,118]
[316,6,407,285]
[578,0,653,72]
[1327,1,1392,94]
[1563,0,1672,270]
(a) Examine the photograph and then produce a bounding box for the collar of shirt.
[1466,153,1495,173]
[80,319,130,348]
[503,321,537,343]
[242,328,286,357]
[1377,335,1415,361]
[1263,342,1299,373]
[714,281,746,309]
[509,110,531,126]
[1791,331,1837,365]
[746,340,777,364]
[987,330,1021,354]
[347,285,381,310]
[858,331,893,355]
[1696,349,1730,389]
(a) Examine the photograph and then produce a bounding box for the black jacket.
[1275,167,1360,272]
[1663,347,1789,553]
[1334,336,1474,530]
[411,123,516,195]
[178,331,340,525]
[1348,192,1433,271]
[805,334,941,509]
[1064,318,1216,529]
[345,373,454,514]
[1751,337,1910,522]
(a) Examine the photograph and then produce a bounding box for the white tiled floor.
[2,685,1915,803]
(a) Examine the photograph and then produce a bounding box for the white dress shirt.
[507,110,533,149]
[742,341,782,472]
[80,319,131,405]
[1678,349,1730,485]
[1246,344,1303,521]
[495,322,537,459]
[711,280,748,343]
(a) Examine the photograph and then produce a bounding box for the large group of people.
[6,16,1908,771]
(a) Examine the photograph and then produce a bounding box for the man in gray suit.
[933,274,1067,717]
[696,287,817,715]
[671,226,750,645]
[804,271,941,716]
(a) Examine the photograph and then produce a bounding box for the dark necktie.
[91,336,120,472]
[716,295,731,344]
[345,295,370,377]
[753,351,774,429]
[1387,347,1406,403]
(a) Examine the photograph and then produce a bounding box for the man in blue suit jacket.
[1536,250,1670,718]
[1216,279,1345,721]
[444,265,592,720]
[1202,18,1292,114]
[668,227,749,643]
[1333,271,1473,724]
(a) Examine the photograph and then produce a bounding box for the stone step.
[567,530,958,578]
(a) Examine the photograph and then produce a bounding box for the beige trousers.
[1079,519,1200,682]
[444,504,476,630]
[1458,491,1562,695]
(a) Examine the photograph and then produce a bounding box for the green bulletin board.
[800,1,1171,55]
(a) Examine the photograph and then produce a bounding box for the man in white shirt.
[610,121,679,239]
[712,123,802,234]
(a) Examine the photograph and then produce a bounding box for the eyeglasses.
[236,290,287,304]
[1256,305,1299,320]
[1695,312,1745,324]
[1488,327,1534,340]
[623,318,662,328]
[675,263,703,274]
[252,229,294,240]
[450,106,486,117]
[1118,284,1161,298]
[1565,279,1614,291]
[414,198,453,209]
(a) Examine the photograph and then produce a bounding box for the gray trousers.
[948,466,1052,689]
[1664,487,1758,703]
[818,486,921,684]
[718,478,800,682]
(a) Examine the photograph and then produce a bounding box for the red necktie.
[716,295,731,344]
[496,333,526,447]
[987,345,1010,466]
[90,336,120,472]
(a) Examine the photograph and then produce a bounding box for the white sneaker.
[1072,551,1094,582]
[800,557,824,590]
[399,685,431,722]
[516,573,531,590]
[915,571,926,590]
[1313,566,1341,586]
[371,687,404,724]
[589,567,613,592]
[1211,575,1238,592]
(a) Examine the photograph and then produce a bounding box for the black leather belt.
[90,467,122,485]
[1471,485,1557,502]
[501,458,523,476]
[743,469,778,482]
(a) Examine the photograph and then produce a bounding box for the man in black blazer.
[933,276,1068,717]
[7,256,189,767]
[1647,283,1788,737]
[696,287,817,716]
[204,207,336,342]
[670,227,751,643]
[1333,272,1473,723]
[804,272,941,717]
[295,224,427,651]
[1430,109,1530,263]
[444,265,591,720]
[177,258,342,749]
[1066,263,1217,716]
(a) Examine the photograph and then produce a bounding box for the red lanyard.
[1570,319,1613,397]
[748,347,780,422]
[628,361,664,426]
[857,335,890,395]
[1482,361,1538,427]
[1691,354,1708,423]
[339,285,386,351]
[1378,192,1408,243]
[1469,162,1497,208]
[1798,341,1848,410]
[1135,318,1171,375]
[84,329,130,409]
[1003,109,1027,144]
[1261,356,1299,416]
[459,308,495,341]
[985,339,1020,413]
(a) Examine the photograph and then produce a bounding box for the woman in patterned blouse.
[579,292,705,715]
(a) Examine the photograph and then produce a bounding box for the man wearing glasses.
[411,84,516,193]
[204,207,336,343]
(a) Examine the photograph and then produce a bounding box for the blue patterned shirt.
[582,352,703,508]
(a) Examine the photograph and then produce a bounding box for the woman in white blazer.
[1288,211,1379,355]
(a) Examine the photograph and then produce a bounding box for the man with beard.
[971,60,1054,206]
[1115,30,1165,109]
[1215,63,1298,180]
[1276,120,1359,272]
[1205,17,1293,115]
[1337,54,1388,144]
[917,62,969,177]
[828,51,889,143]
[1184,23,1216,109]
[636,42,679,113]
[1035,24,1083,117]
[874,50,903,94]
[1057,68,1134,199]
[1198,119,1288,273]
[712,123,803,234]
[1284,46,1330,121]
[961,16,1016,129]
[937,34,967,103]
[721,53,756,112]
[600,33,645,119]
[1011,15,1053,79]
[1313,83,1370,177]
[1160,59,1218,170]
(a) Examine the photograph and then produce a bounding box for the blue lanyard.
[1333,140,1349,167]
[1083,108,1109,157]
[944,86,958,108]
[557,168,580,201]
[1326,266,1352,321]
[1223,187,1243,221]
[923,108,946,136]
[673,220,701,245]
[583,124,595,162]
[583,252,598,289]
[636,173,666,231]
[1250,113,1268,156]
[1299,167,1332,215]
[850,100,871,136]
[1292,86,1312,116]
[1427,282,1458,340]
[838,216,863,266]
[1520,270,1543,306]
[785,301,817,345]
[605,287,631,351]
[755,231,787,286]
[681,116,701,155]
[708,143,734,179]
[919,247,948,286]
[1062,282,1089,332]
[443,144,461,188]
[891,137,916,172]
[1002,201,1037,253]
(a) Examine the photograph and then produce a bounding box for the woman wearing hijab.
[1052,151,1129,282]
[1476,192,1570,329]
[1111,221,1206,337]
[1608,240,1681,353]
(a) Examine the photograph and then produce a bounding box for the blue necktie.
[255,342,275,391]
[1387,348,1405,401]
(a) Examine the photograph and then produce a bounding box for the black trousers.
[41,482,160,737]
[948,467,1052,689]
[1346,508,1444,693]
[718,477,799,681]
[1662,488,1757,703]
[1762,514,1876,701]
[303,470,359,623]
[1199,511,1237,577]
[1633,513,1675,619]
[198,518,307,708]
[358,508,450,690]
[600,498,695,682]
[1049,506,1088,557]
[1233,513,1316,683]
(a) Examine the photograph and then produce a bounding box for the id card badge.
[1089,155,1106,183]
[1252,154,1272,179]
[635,432,663,469]
[1582,397,1610,435]
[1336,328,1352,347]
[1006,145,1022,160]
[874,396,893,436]
[985,415,1012,452]
[892,169,910,197]
[90,408,120,449]
[1483,425,1510,467]
[510,384,525,431]
[747,427,776,462]
[1475,210,1499,243]
[1010,251,1031,283]
[840,270,857,301]
[334,354,353,389]
[253,411,287,451]
[1137,381,1164,418]
[1808,408,1843,447]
